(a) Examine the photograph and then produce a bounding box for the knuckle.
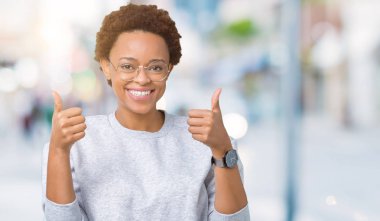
[188,127,194,133]
[61,128,68,135]
[74,131,85,140]
[61,120,68,128]
[61,117,69,125]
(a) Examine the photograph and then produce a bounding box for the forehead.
[109,31,169,62]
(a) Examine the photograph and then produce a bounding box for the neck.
[115,107,164,132]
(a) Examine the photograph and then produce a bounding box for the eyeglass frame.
[107,59,171,82]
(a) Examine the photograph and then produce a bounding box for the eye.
[147,65,164,72]
[119,64,135,71]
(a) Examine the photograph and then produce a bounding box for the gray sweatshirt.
[42,111,250,221]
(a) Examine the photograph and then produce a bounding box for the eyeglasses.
[108,60,170,82]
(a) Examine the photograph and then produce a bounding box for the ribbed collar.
[108,110,173,139]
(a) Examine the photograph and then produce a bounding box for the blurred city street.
[1,114,379,221]
[242,115,380,221]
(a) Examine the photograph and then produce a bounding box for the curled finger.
[187,117,206,126]
[67,115,86,126]
[188,126,204,134]
[191,134,206,142]
[188,109,212,118]
[72,131,85,141]
[68,123,87,134]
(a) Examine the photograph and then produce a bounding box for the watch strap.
[211,156,227,168]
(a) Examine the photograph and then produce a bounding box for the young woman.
[42,4,249,221]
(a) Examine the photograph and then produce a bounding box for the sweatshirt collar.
[108,110,172,139]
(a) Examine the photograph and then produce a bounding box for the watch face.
[225,149,238,168]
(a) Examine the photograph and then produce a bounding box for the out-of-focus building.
[301,0,380,128]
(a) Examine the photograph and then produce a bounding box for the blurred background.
[0,0,379,220]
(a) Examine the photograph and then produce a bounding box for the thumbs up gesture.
[187,88,232,158]
[50,91,86,153]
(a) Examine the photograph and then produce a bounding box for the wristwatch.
[211,149,238,168]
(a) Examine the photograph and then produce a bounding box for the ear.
[100,58,111,80]
[168,63,174,76]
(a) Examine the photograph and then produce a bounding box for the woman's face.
[101,31,171,115]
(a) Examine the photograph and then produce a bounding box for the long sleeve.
[40,113,249,220]
[205,139,250,221]
[41,143,88,221]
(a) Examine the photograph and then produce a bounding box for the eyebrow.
[118,57,167,63]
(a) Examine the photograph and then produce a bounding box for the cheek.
[156,84,166,99]
[110,79,125,96]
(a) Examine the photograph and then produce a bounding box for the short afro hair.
[95,4,182,85]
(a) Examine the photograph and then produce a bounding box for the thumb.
[52,91,63,113]
[211,88,222,112]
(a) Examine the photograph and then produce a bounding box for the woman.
[42,4,249,221]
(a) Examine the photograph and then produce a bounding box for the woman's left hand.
[187,88,232,158]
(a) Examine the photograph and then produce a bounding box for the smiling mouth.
[127,89,154,97]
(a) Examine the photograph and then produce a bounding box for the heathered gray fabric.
[42,111,250,221]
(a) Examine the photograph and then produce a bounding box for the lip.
[126,87,154,91]
[125,88,155,101]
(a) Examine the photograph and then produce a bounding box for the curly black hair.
[95,4,182,86]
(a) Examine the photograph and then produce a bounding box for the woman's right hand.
[47,91,85,204]
[50,91,86,153]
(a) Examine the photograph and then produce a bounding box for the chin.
[123,103,157,116]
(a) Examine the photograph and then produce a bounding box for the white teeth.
[128,90,151,96]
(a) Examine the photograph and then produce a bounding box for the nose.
[133,66,151,85]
